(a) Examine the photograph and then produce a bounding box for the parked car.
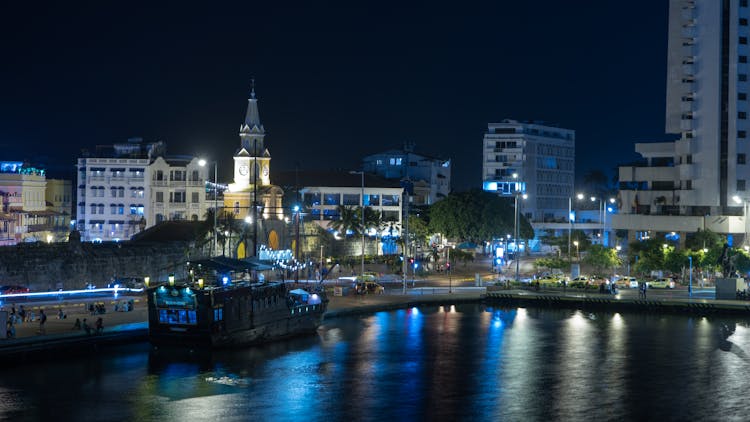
[569,276,589,288]
[647,278,675,289]
[537,275,564,287]
[615,276,639,289]
[354,281,385,295]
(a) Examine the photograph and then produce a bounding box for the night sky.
[0,1,669,190]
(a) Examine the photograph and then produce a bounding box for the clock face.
[238,165,249,176]
[262,166,269,177]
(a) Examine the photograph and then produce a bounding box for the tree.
[685,229,723,251]
[533,256,569,272]
[582,244,621,277]
[429,190,533,242]
[329,205,362,236]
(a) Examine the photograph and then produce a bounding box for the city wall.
[0,235,189,291]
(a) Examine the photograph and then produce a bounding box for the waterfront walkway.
[3,286,750,361]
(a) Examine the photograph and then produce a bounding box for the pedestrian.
[6,320,14,339]
[82,318,91,335]
[72,318,81,330]
[95,317,104,334]
[38,309,47,335]
[57,308,65,319]
[18,305,25,323]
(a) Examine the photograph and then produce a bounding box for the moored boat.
[146,259,327,348]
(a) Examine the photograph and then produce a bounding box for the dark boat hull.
[147,282,327,348]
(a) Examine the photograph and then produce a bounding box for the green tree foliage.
[429,190,533,242]
[685,229,723,251]
[628,238,669,275]
[449,248,475,267]
[328,205,361,236]
[663,247,689,274]
[734,250,750,273]
[533,256,569,272]
[582,244,621,276]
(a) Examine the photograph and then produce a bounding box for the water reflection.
[1,306,750,420]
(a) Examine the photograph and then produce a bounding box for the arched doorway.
[268,230,279,250]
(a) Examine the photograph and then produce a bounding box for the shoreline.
[3,289,750,362]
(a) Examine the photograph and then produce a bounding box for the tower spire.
[250,78,256,99]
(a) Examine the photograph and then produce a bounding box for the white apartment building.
[482,120,575,224]
[361,145,451,206]
[76,138,209,242]
[614,0,750,245]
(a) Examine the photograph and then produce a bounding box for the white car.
[616,276,639,289]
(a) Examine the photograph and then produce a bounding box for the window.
[375,159,383,165]
[739,154,747,164]
[741,74,748,82]
[170,170,186,181]
[742,18,749,26]
[110,204,117,214]
[90,204,97,214]
[98,204,104,214]
[118,204,124,215]
[687,154,693,164]
[342,194,360,205]
[155,192,164,203]
[742,37,749,45]
[170,191,186,203]
[743,0,748,7]
[739,180,747,191]
[155,170,164,181]
[741,56,748,64]
[191,192,199,203]
[303,192,321,206]
[324,193,340,205]
[740,112,748,119]
[740,130,748,139]
[111,187,118,197]
[191,170,200,181]
[686,180,692,190]
[741,93,748,100]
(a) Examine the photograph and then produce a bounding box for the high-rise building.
[614,0,750,245]
[482,120,575,224]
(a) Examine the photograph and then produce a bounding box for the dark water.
[1,304,750,421]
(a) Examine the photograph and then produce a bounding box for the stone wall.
[0,240,192,291]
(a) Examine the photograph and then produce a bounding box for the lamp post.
[199,159,218,257]
[688,256,693,298]
[514,192,528,282]
[350,170,365,278]
[573,240,579,261]
[447,246,452,293]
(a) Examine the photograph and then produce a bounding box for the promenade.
[3,280,750,362]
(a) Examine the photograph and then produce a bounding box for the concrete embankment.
[484,291,750,316]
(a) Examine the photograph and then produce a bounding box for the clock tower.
[225,83,284,234]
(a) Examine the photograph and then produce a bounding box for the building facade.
[614,0,750,245]
[361,146,451,205]
[76,138,210,242]
[0,162,71,245]
[482,120,575,223]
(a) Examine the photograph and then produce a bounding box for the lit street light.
[199,158,218,257]
[573,240,579,261]
[349,170,365,278]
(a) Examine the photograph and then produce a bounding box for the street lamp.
[349,170,365,278]
[733,195,749,247]
[573,240,579,261]
[199,158,218,257]
[514,192,528,282]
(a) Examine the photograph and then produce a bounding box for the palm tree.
[363,207,382,255]
[329,205,362,236]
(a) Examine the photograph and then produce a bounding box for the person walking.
[38,309,47,335]
[95,317,104,335]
